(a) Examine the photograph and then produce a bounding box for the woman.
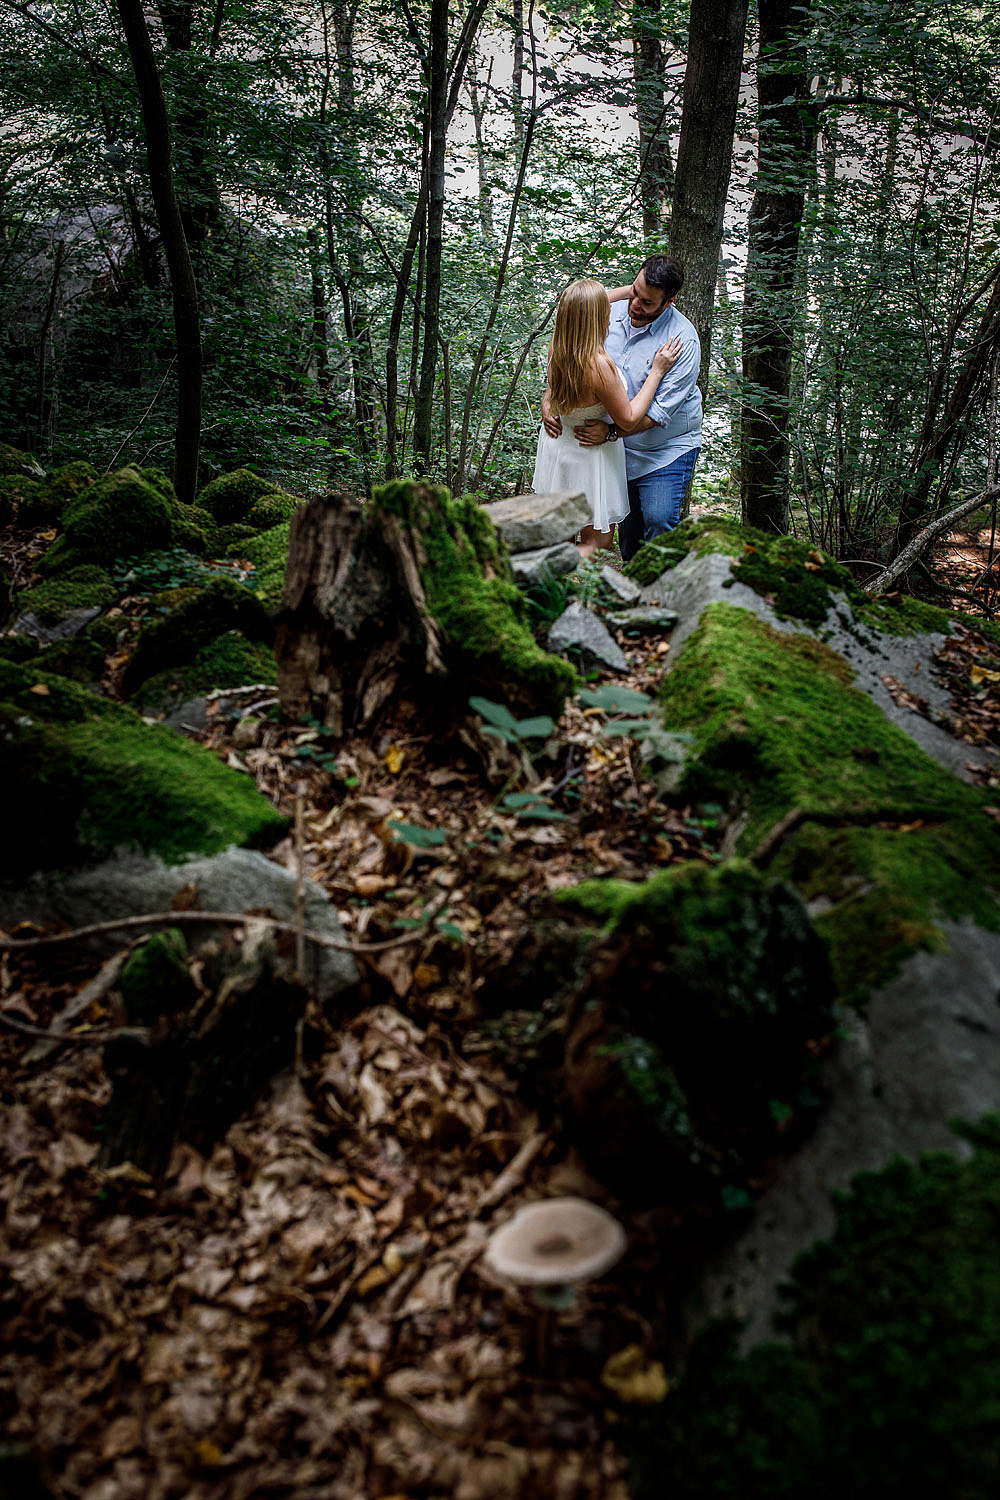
[532,280,681,558]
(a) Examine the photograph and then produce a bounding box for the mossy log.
[275,480,575,736]
[100,927,308,1177]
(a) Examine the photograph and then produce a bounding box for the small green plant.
[113,548,241,595]
[469,695,555,746]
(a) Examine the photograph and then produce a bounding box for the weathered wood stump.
[100,924,308,1177]
[275,480,576,735]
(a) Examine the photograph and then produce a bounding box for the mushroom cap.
[484,1196,626,1286]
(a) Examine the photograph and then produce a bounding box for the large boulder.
[0,660,286,878]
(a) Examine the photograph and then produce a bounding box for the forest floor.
[1,519,998,1499]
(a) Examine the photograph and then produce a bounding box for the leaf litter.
[0,627,716,1500]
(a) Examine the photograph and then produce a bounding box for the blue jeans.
[618,448,700,562]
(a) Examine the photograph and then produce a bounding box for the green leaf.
[513,715,555,739]
[599,717,659,736]
[469,696,518,730]
[479,723,518,744]
[392,917,425,930]
[578,685,655,712]
[390,822,447,848]
[434,920,467,943]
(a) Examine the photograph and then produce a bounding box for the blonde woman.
[532,279,681,558]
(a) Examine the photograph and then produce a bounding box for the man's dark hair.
[641,255,684,302]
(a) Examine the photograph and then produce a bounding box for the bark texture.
[116,0,202,504]
[669,0,750,384]
[740,0,818,535]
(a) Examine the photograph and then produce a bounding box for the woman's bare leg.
[578,525,614,560]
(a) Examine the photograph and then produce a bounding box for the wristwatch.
[605,422,619,441]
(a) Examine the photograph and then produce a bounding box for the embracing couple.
[533,255,702,561]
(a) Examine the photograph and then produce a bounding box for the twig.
[295,780,307,977]
[26,950,127,1062]
[1,1011,150,1047]
[474,1128,547,1216]
[863,485,1000,594]
[0,909,440,956]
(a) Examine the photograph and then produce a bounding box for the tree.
[115,0,201,504]
[740,0,819,535]
[668,0,750,384]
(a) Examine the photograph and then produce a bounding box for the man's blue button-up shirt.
[605,299,702,480]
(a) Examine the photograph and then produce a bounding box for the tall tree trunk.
[116,0,202,503]
[466,54,495,244]
[320,0,378,475]
[632,0,674,241]
[740,0,818,534]
[669,0,749,385]
[152,0,222,252]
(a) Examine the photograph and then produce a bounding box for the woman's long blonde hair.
[547,279,609,414]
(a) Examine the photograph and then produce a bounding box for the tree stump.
[100,924,308,1177]
[275,480,576,736]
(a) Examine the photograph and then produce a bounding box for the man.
[543,255,702,562]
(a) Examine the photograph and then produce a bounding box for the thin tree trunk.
[116,0,201,503]
[740,0,818,534]
[633,0,674,241]
[669,0,749,385]
[36,240,66,445]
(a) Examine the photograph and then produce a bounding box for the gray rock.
[12,606,102,642]
[642,550,996,785]
[510,541,581,587]
[483,490,590,553]
[598,567,642,606]
[641,730,695,794]
[605,605,679,636]
[163,696,209,735]
[547,600,627,673]
[0,847,359,1008]
[689,921,1000,1348]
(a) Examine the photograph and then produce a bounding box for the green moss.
[17,565,119,623]
[229,522,290,611]
[628,1117,1000,1500]
[659,604,1000,996]
[0,661,286,873]
[133,633,277,711]
[197,468,279,524]
[373,480,577,715]
[137,467,178,505]
[122,576,272,696]
[55,466,175,568]
[120,928,196,1023]
[47,460,98,502]
[32,635,107,686]
[246,492,300,532]
[554,860,835,1193]
[0,442,41,478]
[0,475,49,526]
[623,514,745,587]
[173,502,218,555]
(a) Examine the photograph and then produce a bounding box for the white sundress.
[531,372,630,534]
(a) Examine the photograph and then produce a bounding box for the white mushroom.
[485,1196,626,1309]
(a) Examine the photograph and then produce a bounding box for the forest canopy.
[1,0,999,573]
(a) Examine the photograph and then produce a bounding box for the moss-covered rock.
[16,564,119,624]
[658,602,1000,999]
[0,474,48,526]
[133,633,277,713]
[373,480,577,716]
[136,467,178,505]
[121,576,273,696]
[197,468,279,524]
[628,1116,1000,1500]
[173,502,218,555]
[230,522,290,611]
[50,466,175,570]
[0,442,43,479]
[246,491,301,532]
[0,660,286,873]
[47,459,99,502]
[555,860,835,1197]
[31,634,107,686]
